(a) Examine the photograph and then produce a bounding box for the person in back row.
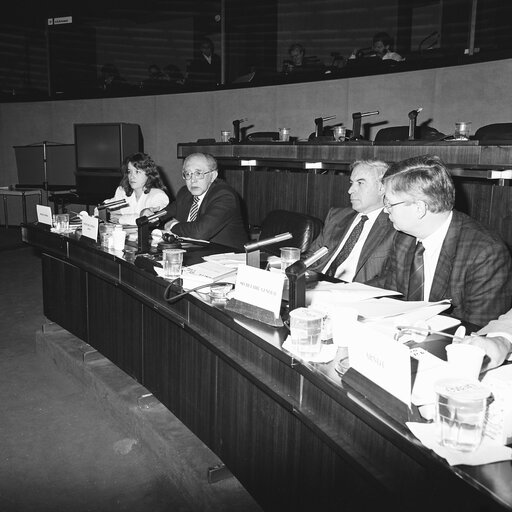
[162,153,248,250]
[105,152,169,225]
[378,154,512,326]
[303,159,395,282]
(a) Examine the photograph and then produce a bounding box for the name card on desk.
[36,205,53,226]
[81,215,98,241]
[233,265,285,318]
[348,322,411,406]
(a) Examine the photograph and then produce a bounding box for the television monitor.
[74,123,141,172]
[14,143,76,189]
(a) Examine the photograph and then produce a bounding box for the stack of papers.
[181,261,237,291]
[203,252,246,267]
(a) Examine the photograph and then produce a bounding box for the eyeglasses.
[182,170,214,181]
[383,200,408,211]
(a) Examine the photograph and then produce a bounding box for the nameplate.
[232,265,285,319]
[36,204,53,226]
[348,322,411,406]
[81,215,99,241]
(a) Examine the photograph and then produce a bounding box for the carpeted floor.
[0,226,261,512]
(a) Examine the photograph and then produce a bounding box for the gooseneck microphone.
[350,110,379,140]
[244,232,293,268]
[97,199,127,211]
[286,246,329,311]
[408,107,423,140]
[136,209,168,253]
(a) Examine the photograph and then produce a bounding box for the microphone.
[286,246,329,310]
[97,199,127,211]
[232,118,248,143]
[244,232,293,268]
[350,110,379,140]
[408,107,423,140]
[135,209,168,253]
[314,115,336,138]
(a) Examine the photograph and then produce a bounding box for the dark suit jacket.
[165,179,248,250]
[381,209,512,327]
[187,54,221,87]
[304,207,395,283]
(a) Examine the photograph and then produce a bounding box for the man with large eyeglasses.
[378,154,512,327]
[162,152,248,250]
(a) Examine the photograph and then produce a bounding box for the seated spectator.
[350,32,403,62]
[162,153,248,250]
[97,63,128,94]
[282,43,324,76]
[377,154,512,326]
[163,64,185,87]
[142,64,168,93]
[187,38,221,88]
[105,152,169,225]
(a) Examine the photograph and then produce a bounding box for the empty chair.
[374,125,445,142]
[474,123,512,142]
[258,209,324,253]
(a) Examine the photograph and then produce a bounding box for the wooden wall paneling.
[42,253,88,341]
[219,167,249,229]
[453,178,494,228]
[479,145,512,166]
[243,170,309,226]
[306,170,351,220]
[87,273,143,381]
[489,183,512,251]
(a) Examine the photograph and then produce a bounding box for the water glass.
[445,343,485,381]
[435,378,492,452]
[278,127,290,142]
[333,126,346,141]
[289,307,324,354]
[221,130,231,143]
[454,121,471,140]
[280,246,300,273]
[55,213,69,232]
[162,248,186,279]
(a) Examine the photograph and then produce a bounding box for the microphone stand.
[314,115,336,139]
[408,107,423,140]
[244,232,293,268]
[350,111,379,141]
[135,210,167,253]
[285,247,329,311]
[96,199,128,222]
[232,118,247,143]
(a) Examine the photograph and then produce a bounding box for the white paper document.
[355,298,451,321]
[307,281,401,306]
[203,252,247,267]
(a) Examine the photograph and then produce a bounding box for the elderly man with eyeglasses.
[378,154,512,327]
[162,152,248,250]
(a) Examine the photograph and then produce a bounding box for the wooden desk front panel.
[41,254,88,341]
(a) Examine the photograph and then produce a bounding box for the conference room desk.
[22,222,512,512]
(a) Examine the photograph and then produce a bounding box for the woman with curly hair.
[105,152,169,225]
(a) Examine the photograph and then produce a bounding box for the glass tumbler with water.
[435,378,492,452]
[280,247,300,273]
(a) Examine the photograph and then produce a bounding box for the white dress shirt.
[321,208,383,282]
[110,187,169,225]
[417,211,453,301]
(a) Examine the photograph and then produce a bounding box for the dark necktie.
[408,241,425,301]
[188,196,200,221]
[325,215,368,277]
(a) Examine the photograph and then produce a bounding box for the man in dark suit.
[187,38,221,88]
[304,160,395,283]
[163,153,248,250]
[380,154,512,326]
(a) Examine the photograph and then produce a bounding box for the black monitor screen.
[75,124,122,171]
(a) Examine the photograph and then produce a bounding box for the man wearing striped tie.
[162,153,248,250]
[379,154,512,327]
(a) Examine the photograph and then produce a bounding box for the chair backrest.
[259,209,324,254]
[474,123,512,142]
[374,125,445,142]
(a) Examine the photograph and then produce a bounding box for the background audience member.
[142,64,168,93]
[350,32,403,62]
[105,152,169,225]
[97,63,128,94]
[304,160,395,282]
[187,38,221,88]
[379,154,512,326]
[282,43,324,76]
[163,153,247,250]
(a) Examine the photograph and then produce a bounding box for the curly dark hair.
[119,152,166,196]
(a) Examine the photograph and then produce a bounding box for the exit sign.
[47,16,73,26]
